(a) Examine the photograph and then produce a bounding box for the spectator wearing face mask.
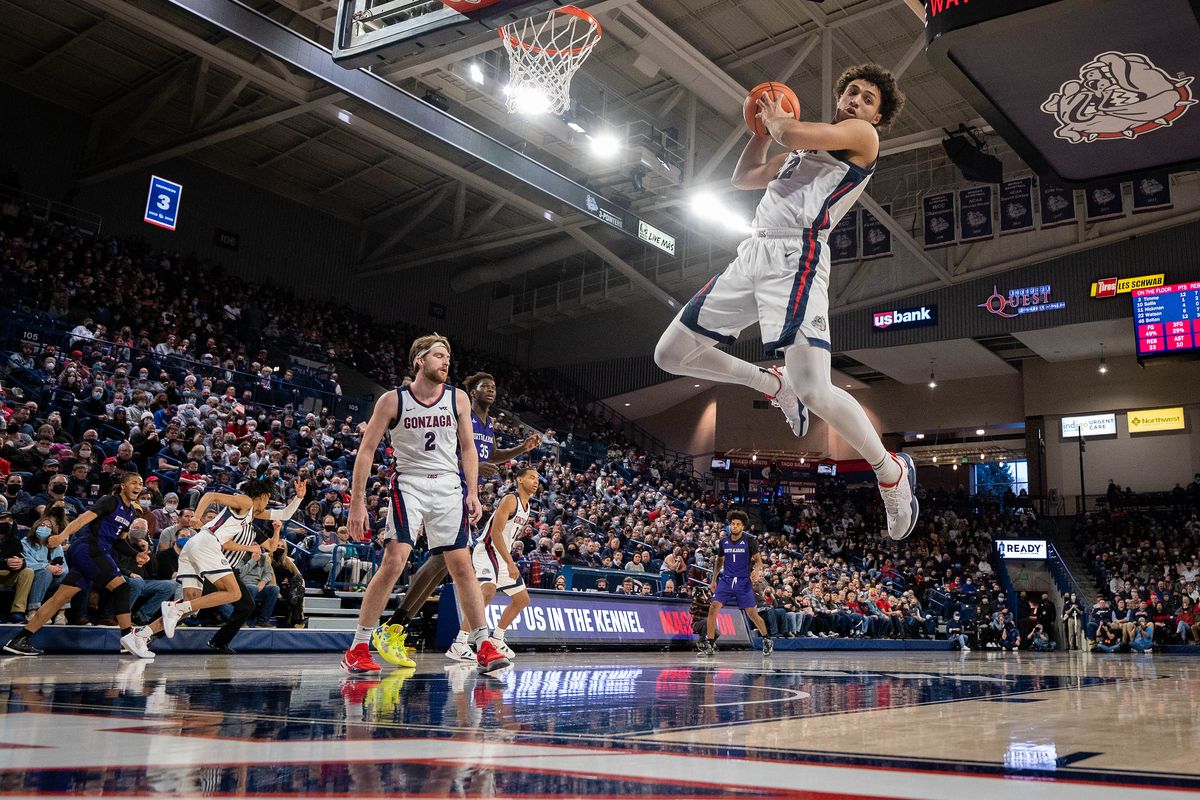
[30,475,85,522]
[22,506,68,622]
[946,610,969,651]
[1061,593,1084,651]
[113,517,179,625]
[0,510,34,623]
[3,477,33,523]
[153,492,182,531]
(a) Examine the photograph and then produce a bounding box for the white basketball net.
[499,6,602,115]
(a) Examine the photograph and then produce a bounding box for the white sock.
[176,600,193,615]
[467,626,489,649]
[455,629,469,644]
[353,624,373,646]
[493,627,506,640]
[873,453,902,486]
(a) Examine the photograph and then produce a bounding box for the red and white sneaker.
[340,642,382,674]
[475,639,511,674]
[765,366,808,437]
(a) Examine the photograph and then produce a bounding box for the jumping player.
[372,371,538,666]
[341,334,509,674]
[136,477,305,653]
[3,472,153,658]
[699,511,771,657]
[653,65,919,541]
[446,464,539,661]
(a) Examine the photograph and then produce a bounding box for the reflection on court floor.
[1,651,1197,799]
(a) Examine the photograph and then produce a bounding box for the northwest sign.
[1128,407,1185,434]
[872,304,938,330]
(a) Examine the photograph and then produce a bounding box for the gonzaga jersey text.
[389,385,460,475]
[752,148,873,232]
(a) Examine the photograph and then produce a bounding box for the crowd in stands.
[1077,492,1200,651]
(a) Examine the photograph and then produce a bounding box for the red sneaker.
[339,676,380,705]
[340,642,382,674]
[475,639,511,673]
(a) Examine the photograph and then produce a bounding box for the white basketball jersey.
[752,148,873,235]
[479,494,531,552]
[202,506,256,567]
[388,384,460,475]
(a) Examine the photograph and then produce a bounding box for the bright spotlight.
[690,193,750,233]
[589,131,621,158]
[469,63,484,84]
[511,85,551,115]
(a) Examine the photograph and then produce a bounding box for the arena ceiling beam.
[856,193,954,285]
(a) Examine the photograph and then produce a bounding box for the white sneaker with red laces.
[765,366,808,437]
[879,452,919,541]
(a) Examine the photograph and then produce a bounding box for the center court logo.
[978,285,1064,319]
[872,304,937,331]
[1040,51,1196,143]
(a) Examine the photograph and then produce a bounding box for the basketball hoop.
[499,5,601,115]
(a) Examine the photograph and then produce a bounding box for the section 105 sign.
[873,304,937,331]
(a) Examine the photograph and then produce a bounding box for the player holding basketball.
[654,65,919,541]
[700,511,770,657]
[446,464,539,662]
[341,334,510,674]
[372,371,538,666]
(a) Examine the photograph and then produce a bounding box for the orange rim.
[498,5,602,56]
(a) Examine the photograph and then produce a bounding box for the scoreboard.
[1133,281,1200,356]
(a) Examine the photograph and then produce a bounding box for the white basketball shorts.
[175,532,234,590]
[676,229,831,356]
[470,538,526,596]
[381,473,469,554]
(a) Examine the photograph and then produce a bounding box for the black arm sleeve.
[90,495,118,518]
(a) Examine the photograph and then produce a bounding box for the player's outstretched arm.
[193,492,253,523]
[760,94,878,160]
[348,390,398,538]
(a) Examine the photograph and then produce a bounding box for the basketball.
[743,81,800,137]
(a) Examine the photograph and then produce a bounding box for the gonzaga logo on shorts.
[1041,52,1196,143]
[872,304,937,331]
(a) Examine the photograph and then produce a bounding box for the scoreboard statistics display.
[1132,281,1200,356]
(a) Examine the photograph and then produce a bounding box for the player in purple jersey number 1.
[699,510,773,657]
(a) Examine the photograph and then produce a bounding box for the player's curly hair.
[728,510,750,526]
[464,371,495,394]
[242,477,275,501]
[836,63,906,129]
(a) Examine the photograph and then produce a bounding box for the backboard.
[333,0,582,67]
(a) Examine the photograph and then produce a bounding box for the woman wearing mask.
[22,504,69,623]
[1061,593,1084,651]
[306,515,339,581]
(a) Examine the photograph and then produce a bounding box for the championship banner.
[1039,182,1076,229]
[958,186,994,242]
[435,587,753,649]
[1132,173,1172,213]
[1085,181,1125,221]
[999,177,1034,234]
[923,191,956,248]
[830,209,859,264]
[861,204,892,259]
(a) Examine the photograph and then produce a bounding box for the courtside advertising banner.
[436,587,752,648]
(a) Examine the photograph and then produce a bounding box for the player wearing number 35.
[653,64,920,542]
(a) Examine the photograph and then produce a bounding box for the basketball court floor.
[2,650,1197,798]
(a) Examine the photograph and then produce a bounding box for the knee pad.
[109,581,132,614]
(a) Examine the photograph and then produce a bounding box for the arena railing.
[0,183,104,236]
[559,565,663,593]
[1047,542,1092,613]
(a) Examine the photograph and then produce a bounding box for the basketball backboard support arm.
[163,0,681,266]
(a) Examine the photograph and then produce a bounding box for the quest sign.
[872,304,938,331]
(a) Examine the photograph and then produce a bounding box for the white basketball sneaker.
[160,600,186,638]
[491,636,515,660]
[879,452,919,541]
[120,629,156,659]
[765,366,808,437]
[445,640,475,662]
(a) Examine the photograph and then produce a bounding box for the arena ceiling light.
[588,131,621,158]
[690,192,750,233]
[469,63,484,84]
[509,85,551,115]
